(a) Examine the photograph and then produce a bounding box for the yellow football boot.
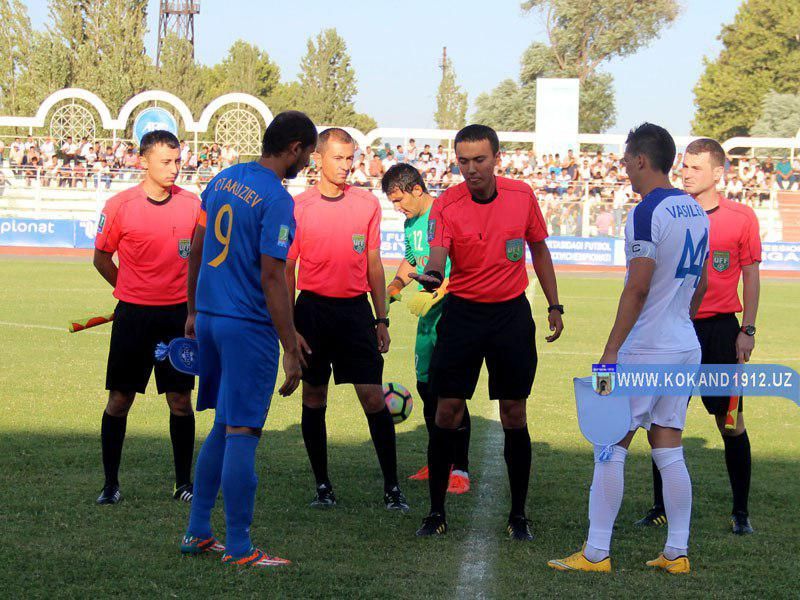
[547,545,611,573]
[645,553,690,574]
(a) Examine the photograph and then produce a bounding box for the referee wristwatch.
[375,317,390,328]
[547,304,565,315]
[740,324,756,336]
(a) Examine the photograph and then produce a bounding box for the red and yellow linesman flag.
[724,395,740,430]
[68,313,115,333]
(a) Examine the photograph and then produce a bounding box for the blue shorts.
[196,313,279,428]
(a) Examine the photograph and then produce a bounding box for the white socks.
[652,446,692,559]
[585,445,628,562]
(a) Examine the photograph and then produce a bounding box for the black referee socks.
[504,426,532,517]
[101,412,127,487]
[302,404,330,487]
[428,424,456,515]
[366,406,399,492]
[724,430,751,515]
[169,413,195,487]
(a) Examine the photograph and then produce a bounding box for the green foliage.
[153,34,207,114]
[751,91,800,138]
[294,28,375,131]
[211,40,280,100]
[47,0,152,113]
[434,57,468,130]
[692,0,800,139]
[0,0,34,114]
[475,0,679,133]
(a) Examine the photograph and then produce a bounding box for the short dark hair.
[317,127,355,152]
[625,123,675,174]
[381,163,428,195]
[140,130,180,156]
[685,137,725,168]
[262,110,317,157]
[454,124,499,155]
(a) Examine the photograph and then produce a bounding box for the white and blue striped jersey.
[619,187,710,355]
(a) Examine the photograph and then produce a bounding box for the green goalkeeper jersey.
[404,206,451,284]
[404,205,451,383]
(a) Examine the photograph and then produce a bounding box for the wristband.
[548,304,565,315]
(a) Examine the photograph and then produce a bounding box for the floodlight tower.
[156,1,200,67]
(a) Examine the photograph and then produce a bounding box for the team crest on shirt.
[427,219,436,243]
[97,213,106,234]
[178,238,191,259]
[278,224,290,248]
[712,250,730,272]
[506,238,524,262]
[353,234,366,254]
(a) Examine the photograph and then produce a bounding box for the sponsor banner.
[544,236,617,266]
[761,242,800,271]
[3,218,799,274]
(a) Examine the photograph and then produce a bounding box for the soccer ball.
[383,382,413,424]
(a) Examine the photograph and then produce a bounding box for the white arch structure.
[0,88,797,157]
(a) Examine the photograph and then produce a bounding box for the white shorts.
[618,348,702,431]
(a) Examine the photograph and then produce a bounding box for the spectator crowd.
[1,134,797,237]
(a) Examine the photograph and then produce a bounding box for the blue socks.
[187,422,226,539]
[221,433,260,557]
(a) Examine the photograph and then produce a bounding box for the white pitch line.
[0,320,110,336]
[456,402,505,600]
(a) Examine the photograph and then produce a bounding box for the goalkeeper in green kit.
[382,164,471,494]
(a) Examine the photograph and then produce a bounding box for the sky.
[24,0,742,135]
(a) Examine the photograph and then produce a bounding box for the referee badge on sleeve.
[353,234,366,254]
[97,213,106,234]
[427,220,436,243]
[712,250,730,272]
[178,238,191,259]
[506,238,524,262]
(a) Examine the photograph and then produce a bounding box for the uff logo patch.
[506,238,524,262]
[178,238,191,259]
[352,234,366,254]
[97,213,106,234]
[427,219,436,243]
[277,224,290,248]
[712,250,730,272]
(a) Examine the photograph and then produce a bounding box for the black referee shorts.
[294,291,383,387]
[430,293,537,400]
[694,313,743,416]
[106,300,195,395]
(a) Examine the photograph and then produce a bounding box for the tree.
[751,91,800,138]
[267,81,302,114]
[295,28,377,130]
[474,0,680,132]
[692,0,800,140]
[0,0,33,114]
[16,32,72,112]
[474,80,536,131]
[48,0,152,112]
[212,40,280,100]
[434,57,467,130]
[154,34,210,114]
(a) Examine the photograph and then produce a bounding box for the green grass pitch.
[1,258,799,598]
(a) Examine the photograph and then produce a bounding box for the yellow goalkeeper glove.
[408,279,449,317]
[385,283,403,314]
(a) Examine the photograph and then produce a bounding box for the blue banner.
[0,217,77,248]
[545,236,617,266]
[761,242,800,271]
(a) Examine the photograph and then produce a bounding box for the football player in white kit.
[548,123,710,574]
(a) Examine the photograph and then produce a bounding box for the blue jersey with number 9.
[620,187,710,354]
[196,162,295,324]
